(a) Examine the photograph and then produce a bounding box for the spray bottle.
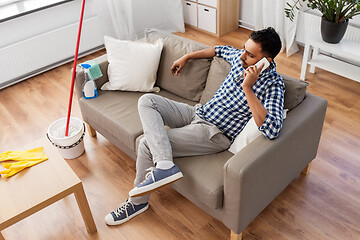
[81,63,98,99]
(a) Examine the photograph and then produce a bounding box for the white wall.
[238,0,254,29]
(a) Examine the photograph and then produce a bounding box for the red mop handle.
[65,0,86,137]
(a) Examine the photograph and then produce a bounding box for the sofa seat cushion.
[172,150,234,209]
[79,90,145,151]
[79,89,197,152]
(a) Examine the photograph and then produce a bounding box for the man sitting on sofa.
[105,27,285,225]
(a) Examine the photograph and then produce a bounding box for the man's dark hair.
[250,27,282,59]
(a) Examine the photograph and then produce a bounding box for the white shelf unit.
[182,0,239,37]
[300,33,360,83]
[183,1,197,27]
[197,4,217,34]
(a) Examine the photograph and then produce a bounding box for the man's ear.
[266,57,272,63]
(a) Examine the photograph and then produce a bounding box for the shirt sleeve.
[214,45,239,64]
[258,82,285,140]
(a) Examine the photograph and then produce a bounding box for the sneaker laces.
[113,199,135,218]
[143,167,156,183]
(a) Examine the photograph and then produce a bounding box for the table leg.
[74,183,97,234]
[300,43,311,80]
[0,232,5,240]
[310,47,319,73]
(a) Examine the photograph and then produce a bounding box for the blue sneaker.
[129,165,183,197]
[105,199,149,225]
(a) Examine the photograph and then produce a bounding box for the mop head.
[80,60,103,80]
[55,124,78,138]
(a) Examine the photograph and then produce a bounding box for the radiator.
[0,16,104,89]
[296,11,360,45]
[296,11,360,66]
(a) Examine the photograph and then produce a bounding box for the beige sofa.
[74,29,327,239]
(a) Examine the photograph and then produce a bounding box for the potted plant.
[285,0,360,43]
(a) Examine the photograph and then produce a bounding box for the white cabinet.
[198,0,217,8]
[183,1,197,27]
[182,0,239,37]
[198,5,216,34]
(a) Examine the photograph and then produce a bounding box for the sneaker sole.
[129,172,183,197]
[105,204,149,226]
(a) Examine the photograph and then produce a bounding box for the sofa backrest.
[145,28,212,102]
[201,56,309,111]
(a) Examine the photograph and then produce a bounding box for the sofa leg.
[86,123,97,137]
[301,162,312,175]
[231,230,242,240]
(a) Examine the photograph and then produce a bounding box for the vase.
[321,17,349,44]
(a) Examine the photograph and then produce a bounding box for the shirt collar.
[259,60,277,77]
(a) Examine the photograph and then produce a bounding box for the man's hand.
[171,55,188,76]
[170,47,216,76]
[242,62,264,89]
[241,62,268,127]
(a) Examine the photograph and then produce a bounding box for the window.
[0,0,73,23]
[0,0,20,7]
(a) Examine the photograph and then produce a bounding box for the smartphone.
[236,57,270,82]
[255,57,270,74]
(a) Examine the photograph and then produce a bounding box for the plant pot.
[321,17,349,44]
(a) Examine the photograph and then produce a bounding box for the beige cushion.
[172,150,234,209]
[79,89,197,152]
[136,134,232,209]
[79,90,145,151]
[145,28,212,102]
[280,74,309,110]
[200,57,231,105]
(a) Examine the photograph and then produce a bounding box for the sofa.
[74,29,327,239]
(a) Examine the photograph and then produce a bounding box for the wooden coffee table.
[0,138,97,239]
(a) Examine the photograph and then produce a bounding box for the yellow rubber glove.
[0,154,48,178]
[0,148,48,178]
[0,147,45,161]
[0,167,26,178]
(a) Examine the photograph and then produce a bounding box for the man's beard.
[241,59,248,69]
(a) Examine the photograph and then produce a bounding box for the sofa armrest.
[74,54,109,100]
[222,92,327,233]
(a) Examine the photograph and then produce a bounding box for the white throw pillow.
[228,109,289,154]
[228,117,262,154]
[101,36,163,92]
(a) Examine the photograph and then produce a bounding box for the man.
[105,27,285,225]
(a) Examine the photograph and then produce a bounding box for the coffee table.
[0,138,97,239]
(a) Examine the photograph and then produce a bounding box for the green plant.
[285,0,360,23]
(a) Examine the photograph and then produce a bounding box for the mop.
[1,1,88,178]
[45,0,88,160]
[65,0,86,137]
[1,1,87,177]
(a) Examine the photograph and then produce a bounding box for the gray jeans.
[132,94,231,204]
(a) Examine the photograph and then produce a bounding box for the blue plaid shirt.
[196,45,285,140]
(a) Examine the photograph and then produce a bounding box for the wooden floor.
[1,27,360,240]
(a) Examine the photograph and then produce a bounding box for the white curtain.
[253,0,299,57]
[92,0,185,40]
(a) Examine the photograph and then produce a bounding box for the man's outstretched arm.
[171,47,215,75]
